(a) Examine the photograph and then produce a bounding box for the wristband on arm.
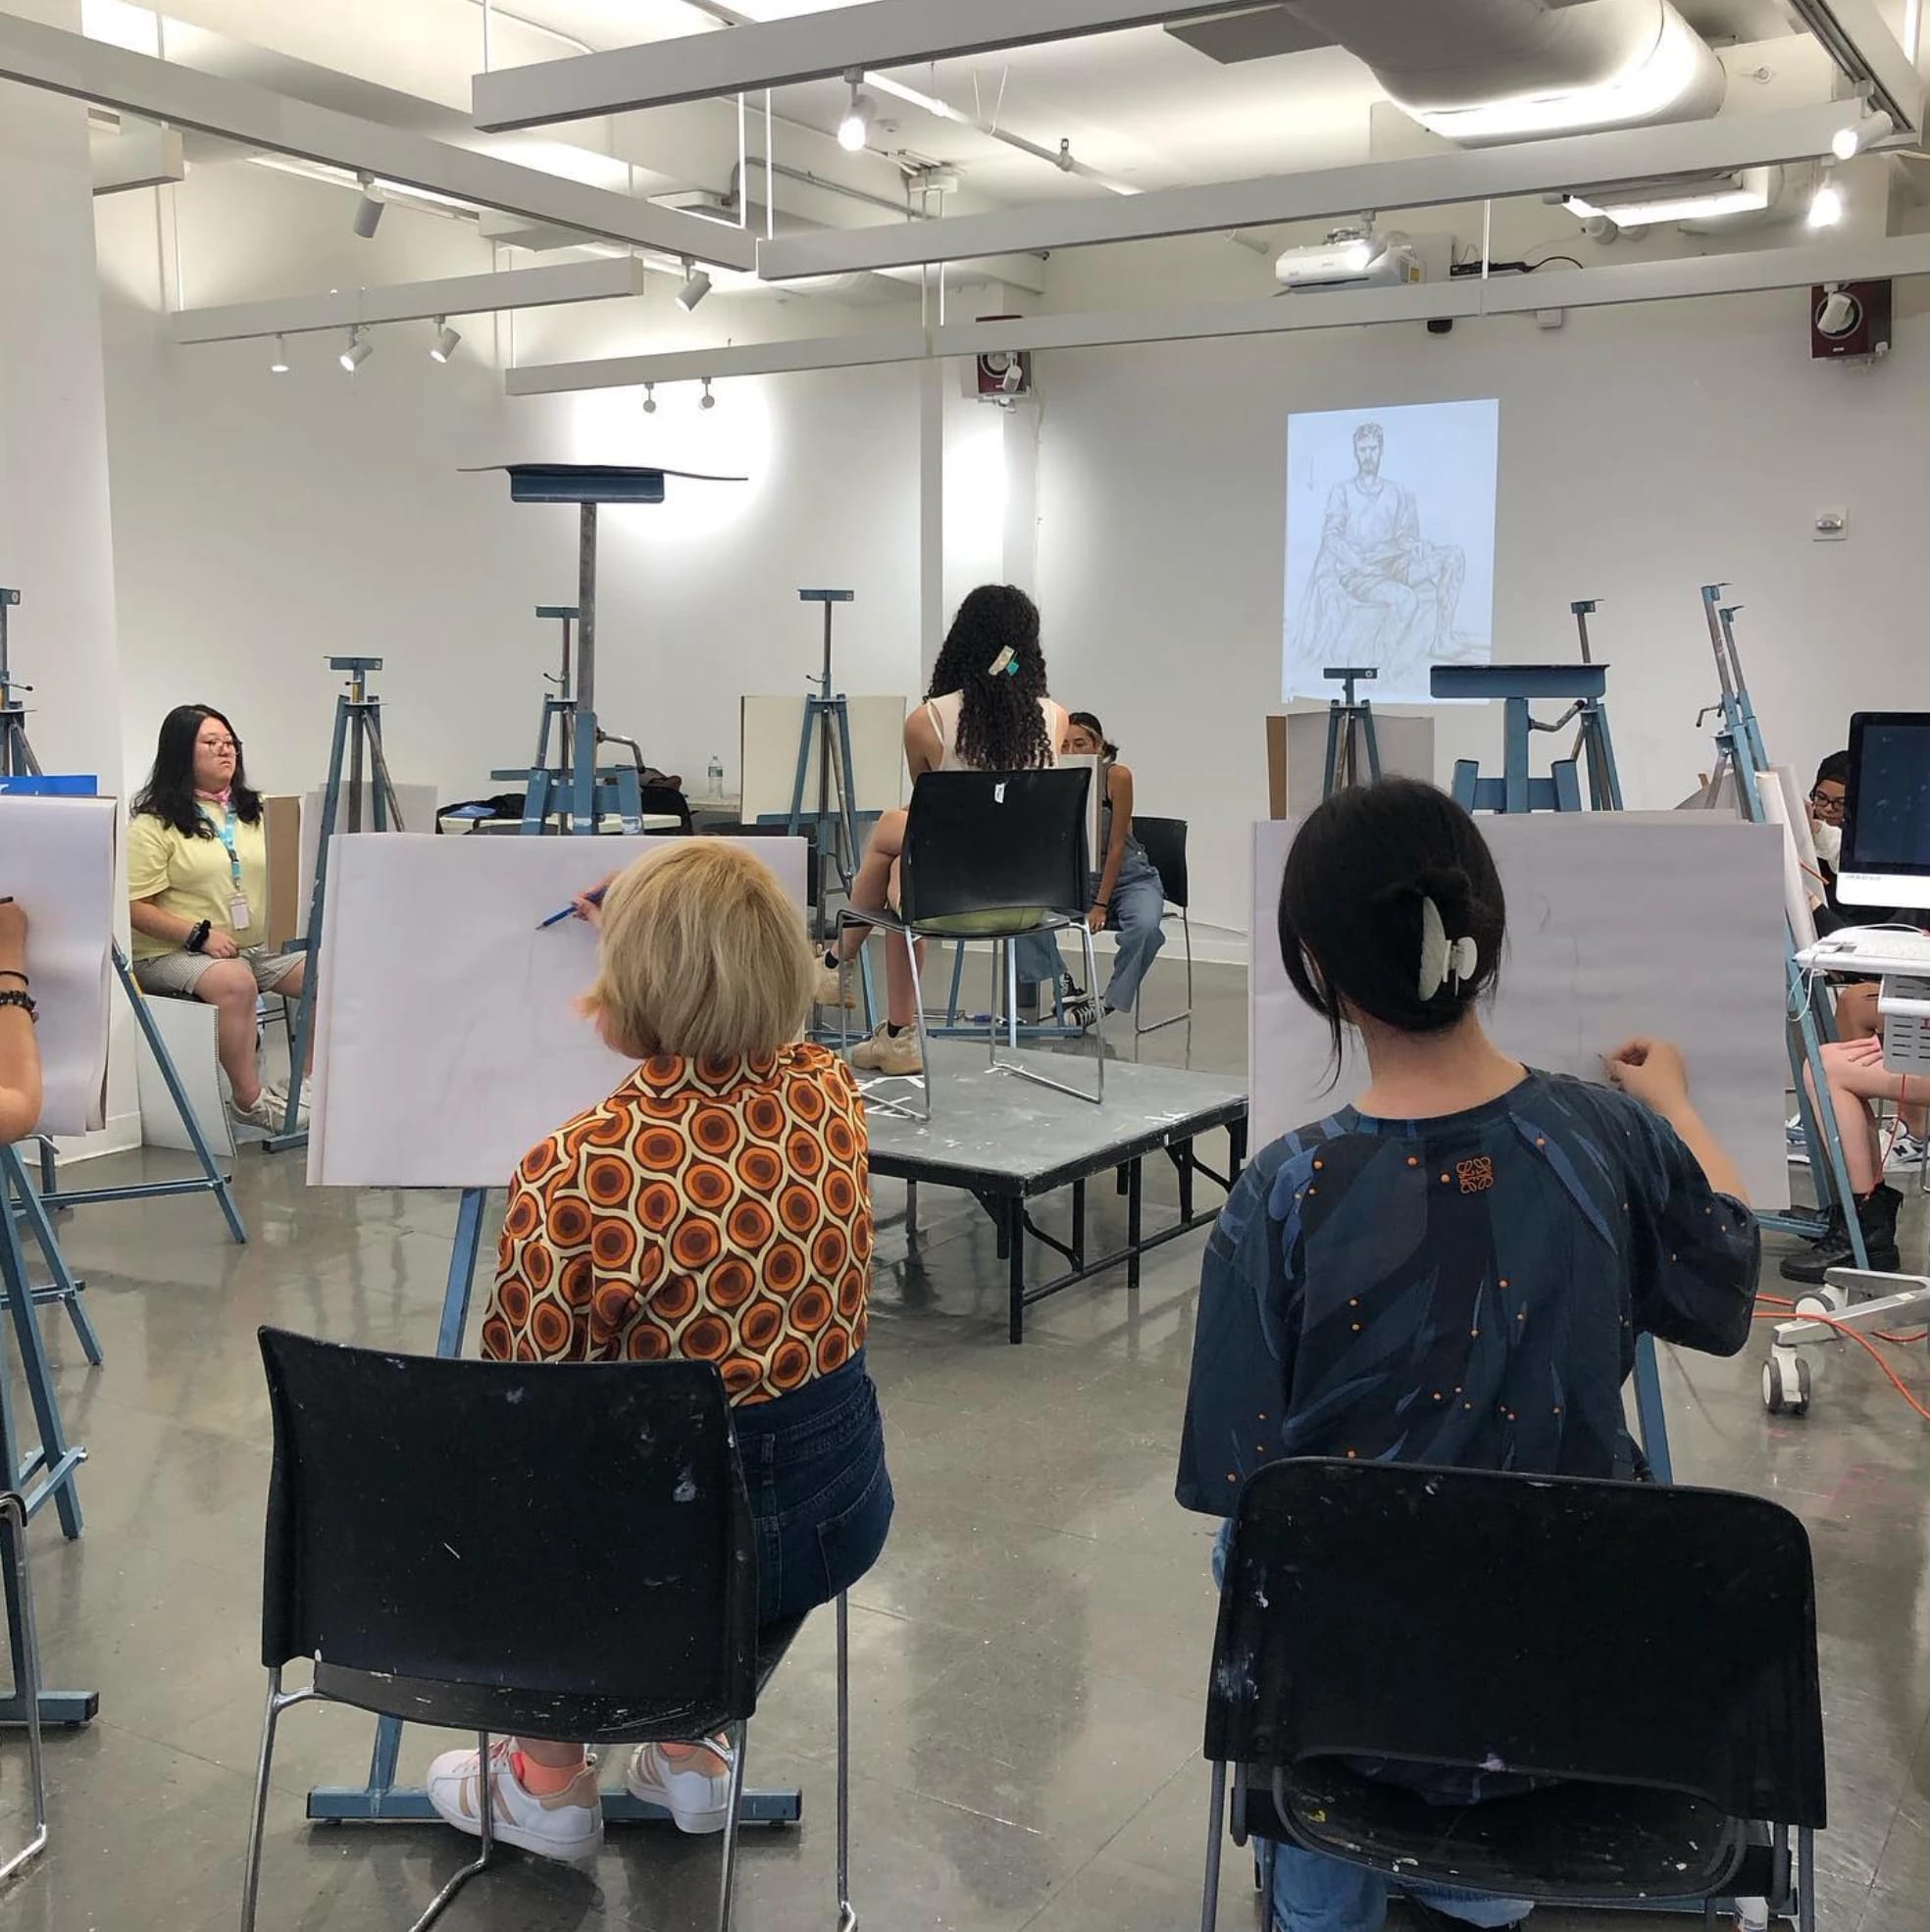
[185,920,211,954]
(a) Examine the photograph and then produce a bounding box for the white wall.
[96,169,928,814]
[1034,287,1930,938]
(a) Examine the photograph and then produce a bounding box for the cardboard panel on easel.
[1265,710,1436,819]
[262,796,302,950]
[740,695,909,826]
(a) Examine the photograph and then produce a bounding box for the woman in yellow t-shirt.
[127,705,308,1131]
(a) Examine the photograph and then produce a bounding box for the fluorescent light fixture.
[866,72,956,122]
[641,381,657,414]
[339,326,372,372]
[677,258,713,312]
[352,174,384,238]
[700,377,716,411]
[1832,110,1895,161]
[1565,167,1775,229]
[1808,176,1844,229]
[430,318,461,362]
[269,333,289,374]
[1400,7,1711,143]
[838,75,874,153]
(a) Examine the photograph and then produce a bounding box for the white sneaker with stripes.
[425,1740,603,1863]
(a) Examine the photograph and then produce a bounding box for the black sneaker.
[1400,1897,1527,1932]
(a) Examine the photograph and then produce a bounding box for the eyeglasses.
[197,737,241,754]
[1808,788,1846,819]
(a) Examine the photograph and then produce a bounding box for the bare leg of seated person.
[1782,1038,1911,1281]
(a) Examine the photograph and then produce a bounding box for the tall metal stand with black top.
[268,657,407,1153]
[1433,662,1623,815]
[309,461,797,1832]
[787,590,865,899]
[1320,667,1382,798]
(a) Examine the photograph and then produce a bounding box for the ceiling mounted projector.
[1275,229,1421,292]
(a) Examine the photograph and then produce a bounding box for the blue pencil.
[537,887,605,930]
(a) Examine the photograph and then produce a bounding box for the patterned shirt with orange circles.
[483,1041,872,1402]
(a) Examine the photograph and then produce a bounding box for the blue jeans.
[1210,1526,1530,1932]
[733,1352,892,1627]
[1014,851,1167,1012]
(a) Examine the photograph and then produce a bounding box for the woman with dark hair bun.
[127,704,309,1130]
[820,585,1068,1078]
[1177,779,1760,1932]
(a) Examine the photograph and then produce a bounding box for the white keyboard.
[1809,927,1930,971]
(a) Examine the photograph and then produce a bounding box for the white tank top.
[922,690,1065,773]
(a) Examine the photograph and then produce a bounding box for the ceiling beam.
[0,9,755,270]
[503,230,1930,390]
[505,327,934,393]
[171,259,647,345]
[1784,0,1923,135]
[90,119,183,195]
[756,101,1863,280]
[472,0,1242,129]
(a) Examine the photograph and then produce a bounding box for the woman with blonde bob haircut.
[428,840,893,1866]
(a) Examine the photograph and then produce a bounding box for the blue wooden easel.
[308,463,799,1830]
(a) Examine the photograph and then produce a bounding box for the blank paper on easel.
[0,795,117,1137]
[1249,814,1790,1207]
[308,834,809,1189]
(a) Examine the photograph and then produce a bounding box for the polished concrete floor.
[4,957,1929,1932]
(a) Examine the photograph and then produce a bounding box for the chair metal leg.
[836,1592,855,1932]
[408,1731,497,1932]
[1136,907,1195,1037]
[0,1495,45,1890]
[1200,1760,1227,1932]
[1797,1827,1814,1932]
[238,1668,320,1931]
[715,1720,750,1932]
[991,928,1104,1106]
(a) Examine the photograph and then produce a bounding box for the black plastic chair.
[1128,815,1194,1037]
[0,1491,47,1889]
[836,768,1099,1121]
[244,1329,854,1932]
[1202,1459,1825,1932]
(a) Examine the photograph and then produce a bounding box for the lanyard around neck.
[199,800,243,889]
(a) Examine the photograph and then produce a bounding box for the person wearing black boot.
[1782,1035,1913,1282]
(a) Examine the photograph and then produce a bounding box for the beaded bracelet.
[0,988,36,1023]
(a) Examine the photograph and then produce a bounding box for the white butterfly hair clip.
[1418,895,1479,1000]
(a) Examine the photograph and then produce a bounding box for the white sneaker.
[814,962,858,1011]
[425,1741,603,1863]
[624,1740,736,1835]
[1887,1129,1927,1172]
[229,1091,280,1132]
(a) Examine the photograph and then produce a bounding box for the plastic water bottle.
[707,754,725,800]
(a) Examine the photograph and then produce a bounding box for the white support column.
[1,0,132,1146]
[918,360,944,686]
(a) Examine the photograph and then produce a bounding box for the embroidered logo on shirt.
[1456,1156,1496,1195]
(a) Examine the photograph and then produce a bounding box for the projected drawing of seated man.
[1295,420,1468,691]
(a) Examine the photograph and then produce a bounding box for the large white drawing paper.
[308,834,809,1188]
[296,784,440,941]
[0,795,117,1138]
[1250,814,1790,1206]
[1284,399,1498,704]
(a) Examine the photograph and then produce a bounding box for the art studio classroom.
[7,4,1930,1930]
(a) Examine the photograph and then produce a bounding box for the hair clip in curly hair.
[986,645,1018,678]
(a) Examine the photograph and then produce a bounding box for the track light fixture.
[1808,170,1844,229]
[351,174,384,238]
[430,318,461,363]
[838,73,876,154]
[700,377,716,411]
[676,258,713,313]
[1832,108,1894,161]
[642,383,657,415]
[339,326,372,373]
[270,333,290,375]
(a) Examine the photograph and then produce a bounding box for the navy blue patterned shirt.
[1179,1071,1759,1515]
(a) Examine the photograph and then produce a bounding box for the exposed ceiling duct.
[1267,0,1729,145]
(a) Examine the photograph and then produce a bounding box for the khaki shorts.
[132,944,304,999]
